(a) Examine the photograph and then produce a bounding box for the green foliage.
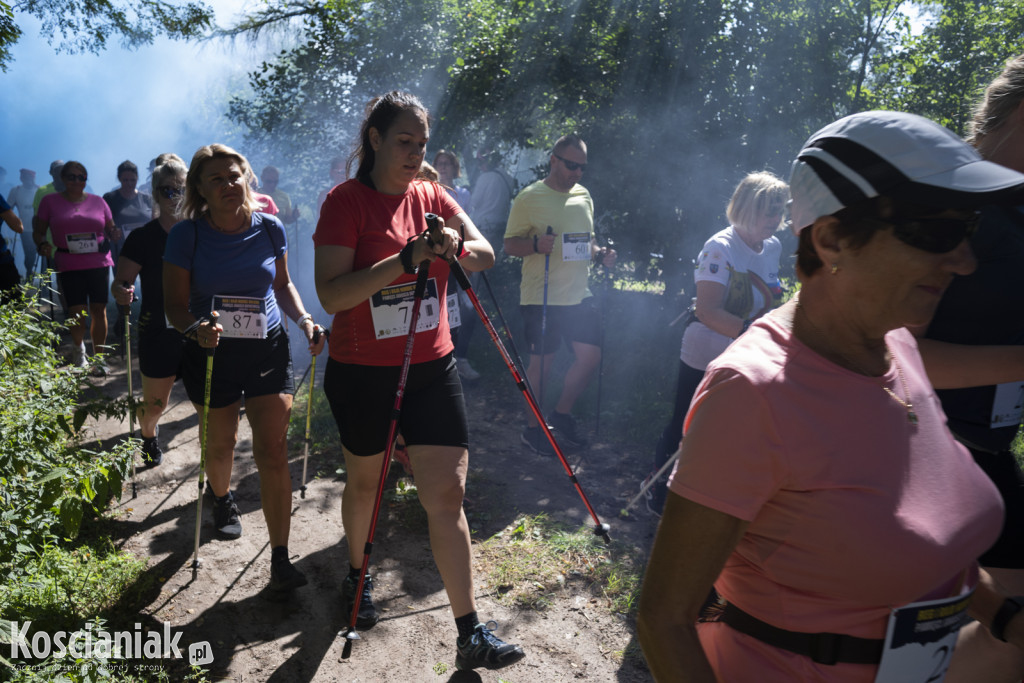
[6,0,214,70]
[868,0,1024,134]
[0,289,133,569]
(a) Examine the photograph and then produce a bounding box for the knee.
[418,481,466,518]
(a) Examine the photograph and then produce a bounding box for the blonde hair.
[152,159,188,219]
[182,144,261,220]
[726,171,789,233]
[969,53,1024,148]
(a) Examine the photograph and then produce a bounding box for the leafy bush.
[0,288,133,569]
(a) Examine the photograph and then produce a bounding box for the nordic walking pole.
[620,445,681,518]
[480,270,538,400]
[429,215,611,544]
[300,326,327,500]
[538,226,554,413]
[190,312,218,575]
[121,284,138,498]
[595,250,613,438]
[343,240,433,659]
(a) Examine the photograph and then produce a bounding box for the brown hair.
[969,53,1024,148]
[182,144,260,220]
[348,91,429,184]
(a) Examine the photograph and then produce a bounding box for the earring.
[830,263,839,275]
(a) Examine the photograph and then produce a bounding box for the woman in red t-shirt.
[313,91,525,673]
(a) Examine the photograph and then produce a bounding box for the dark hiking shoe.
[547,411,587,447]
[342,572,379,629]
[455,621,526,671]
[212,492,242,538]
[141,433,163,467]
[269,556,308,592]
[520,425,555,456]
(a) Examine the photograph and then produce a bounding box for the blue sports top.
[164,212,287,331]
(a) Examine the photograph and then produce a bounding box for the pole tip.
[595,523,611,544]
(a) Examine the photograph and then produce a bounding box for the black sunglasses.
[159,186,185,199]
[888,212,980,254]
[553,153,587,172]
[63,174,87,182]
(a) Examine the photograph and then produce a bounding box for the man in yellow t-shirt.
[504,134,616,453]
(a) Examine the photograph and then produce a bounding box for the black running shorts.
[59,267,109,309]
[323,353,469,456]
[182,324,294,409]
[521,295,603,355]
[138,327,185,380]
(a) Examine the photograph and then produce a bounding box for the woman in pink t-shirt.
[35,160,119,372]
[638,112,1024,682]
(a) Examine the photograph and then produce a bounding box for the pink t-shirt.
[669,311,1003,681]
[37,193,114,272]
[313,178,461,366]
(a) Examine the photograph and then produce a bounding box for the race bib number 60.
[370,278,441,340]
[212,295,268,339]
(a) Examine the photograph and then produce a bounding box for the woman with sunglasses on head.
[164,143,326,594]
[918,55,1024,682]
[313,91,525,672]
[638,111,1024,682]
[644,171,787,518]
[111,156,188,467]
[35,161,120,373]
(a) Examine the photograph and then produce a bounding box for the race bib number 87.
[212,295,268,339]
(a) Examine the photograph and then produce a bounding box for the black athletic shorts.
[521,296,602,355]
[59,267,109,309]
[970,447,1024,568]
[323,353,469,456]
[138,327,186,380]
[182,324,294,409]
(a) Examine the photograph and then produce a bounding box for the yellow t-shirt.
[504,181,594,306]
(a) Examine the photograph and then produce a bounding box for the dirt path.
[85,347,659,683]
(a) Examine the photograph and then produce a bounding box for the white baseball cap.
[789,110,1024,233]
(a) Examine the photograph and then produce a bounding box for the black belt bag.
[716,601,884,666]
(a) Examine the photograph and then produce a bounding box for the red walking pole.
[426,213,611,544]
[342,248,432,659]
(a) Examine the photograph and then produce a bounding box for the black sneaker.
[341,572,379,629]
[520,425,555,456]
[212,492,242,538]
[547,411,587,447]
[455,621,526,671]
[141,433,163,467]
[269,556,308,592]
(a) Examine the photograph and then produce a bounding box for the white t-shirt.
[680,226,782,369]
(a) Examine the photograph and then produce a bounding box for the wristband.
[533,235,539,253]
[296,313,313,327]
[399,241,418,274]
[992,596,1024,642]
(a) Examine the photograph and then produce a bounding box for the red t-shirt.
[313,178,461,366]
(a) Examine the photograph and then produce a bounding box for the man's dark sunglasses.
[889,212,980,254]
[159,186,185,199]
[554,153,587,172]
[63,174,87,182]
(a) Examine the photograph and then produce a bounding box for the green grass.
[474,513,642,617]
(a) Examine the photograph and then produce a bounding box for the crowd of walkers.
[7,53,1024,679]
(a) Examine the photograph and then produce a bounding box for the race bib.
[561,232,591,262]
[212,295,268,339]
[873,591,972,683]
[370,278,441,340]
[447,292,461,329]
[990,381,1024,428]
[67,232,99,254]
